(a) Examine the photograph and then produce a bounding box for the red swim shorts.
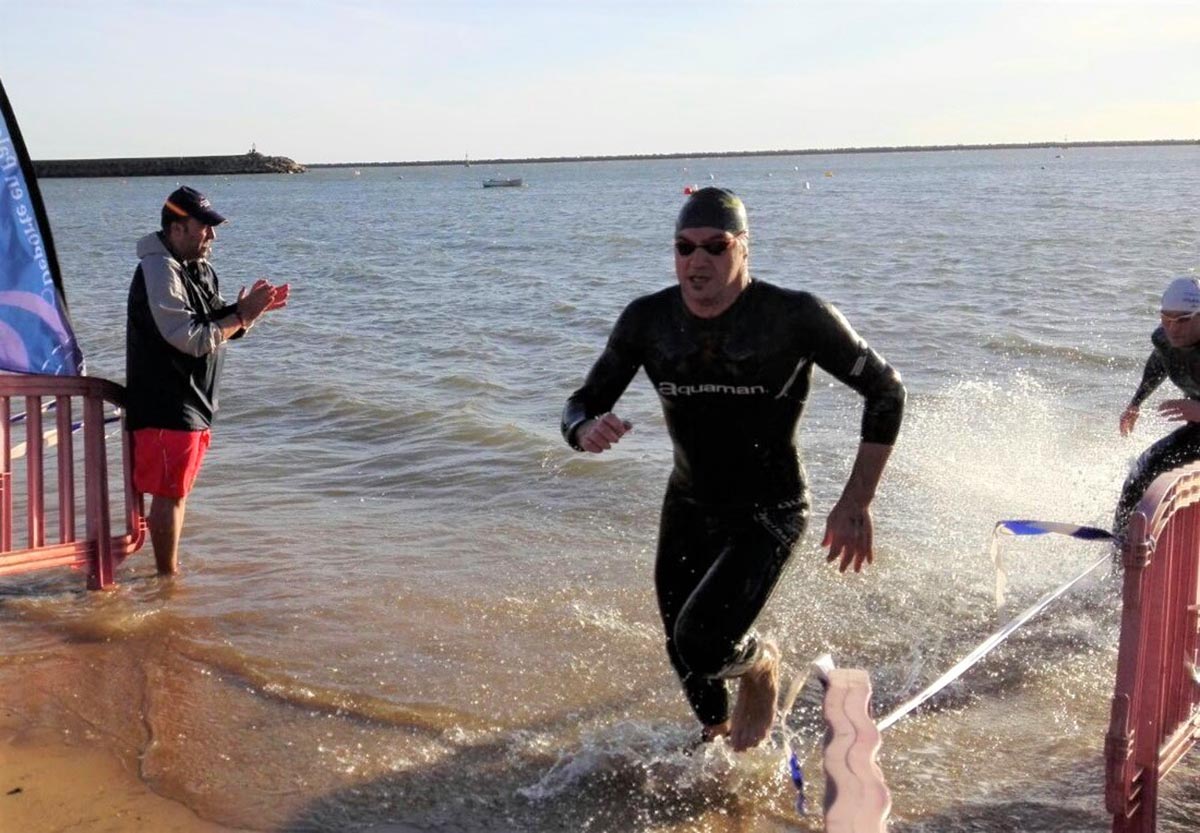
[130,428,211,499]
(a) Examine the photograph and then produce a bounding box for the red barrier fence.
[1106,462,1200,832]
[0,374,143,589]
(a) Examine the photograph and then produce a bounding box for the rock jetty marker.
[33,149,305,178]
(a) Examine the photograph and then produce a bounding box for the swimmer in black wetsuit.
[1116,276,1200,534]
[560,188,906,752]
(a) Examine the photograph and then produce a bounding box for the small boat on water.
[483,177,523,188]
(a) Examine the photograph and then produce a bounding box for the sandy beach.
[0,621,239,833]
[0,728,240,833]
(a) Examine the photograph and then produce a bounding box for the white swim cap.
[1161,276,1200,313]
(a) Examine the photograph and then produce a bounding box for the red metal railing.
[1106,461,1200,832]
[0,374,143,589]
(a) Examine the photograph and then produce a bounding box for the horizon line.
[303,138,1198,168]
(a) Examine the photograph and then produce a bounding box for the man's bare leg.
[729,640,780,752]
[147,494,187,575]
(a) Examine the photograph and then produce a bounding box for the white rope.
[876,552,1109,732]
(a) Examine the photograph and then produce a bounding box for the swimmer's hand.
[577,413,633,454]
[1119,404,1140,436]
[1158,399,1200,424]
[822,497,874,574]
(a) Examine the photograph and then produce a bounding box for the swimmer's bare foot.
[729,640,780,752]
[683,721,730,755]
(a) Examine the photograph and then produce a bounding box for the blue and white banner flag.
[0,78,83,376]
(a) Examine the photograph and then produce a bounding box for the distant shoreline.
[305,138,1197,169]
[29,139,1196,177]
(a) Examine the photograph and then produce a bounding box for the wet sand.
[0,613,250,833]
[0,620,448,833]
[0,723,240,833]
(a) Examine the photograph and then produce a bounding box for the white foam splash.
[517,720,753,802]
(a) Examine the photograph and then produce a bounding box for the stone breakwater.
[33,151,305,178]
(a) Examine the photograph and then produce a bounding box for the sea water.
[2,145,1198,831]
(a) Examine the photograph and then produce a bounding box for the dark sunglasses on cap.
[674,236,741,257]
[1161,310,1200,324]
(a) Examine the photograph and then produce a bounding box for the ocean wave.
[982,333,1134,369]
[173,640,490,733]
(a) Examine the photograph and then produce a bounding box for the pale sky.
[3,0,1197,163]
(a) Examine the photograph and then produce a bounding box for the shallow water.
[3,146,1200,831]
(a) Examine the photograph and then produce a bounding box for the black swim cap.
[675,187,748,234]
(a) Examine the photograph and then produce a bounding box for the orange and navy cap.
[164,186,226,226]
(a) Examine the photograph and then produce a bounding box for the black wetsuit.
[562,280,905,726]
[1116,326,1200,532]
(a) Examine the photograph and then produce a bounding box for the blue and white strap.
[989,519,1115,606]
[778,653,835,815]
[994,520,1115,540]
